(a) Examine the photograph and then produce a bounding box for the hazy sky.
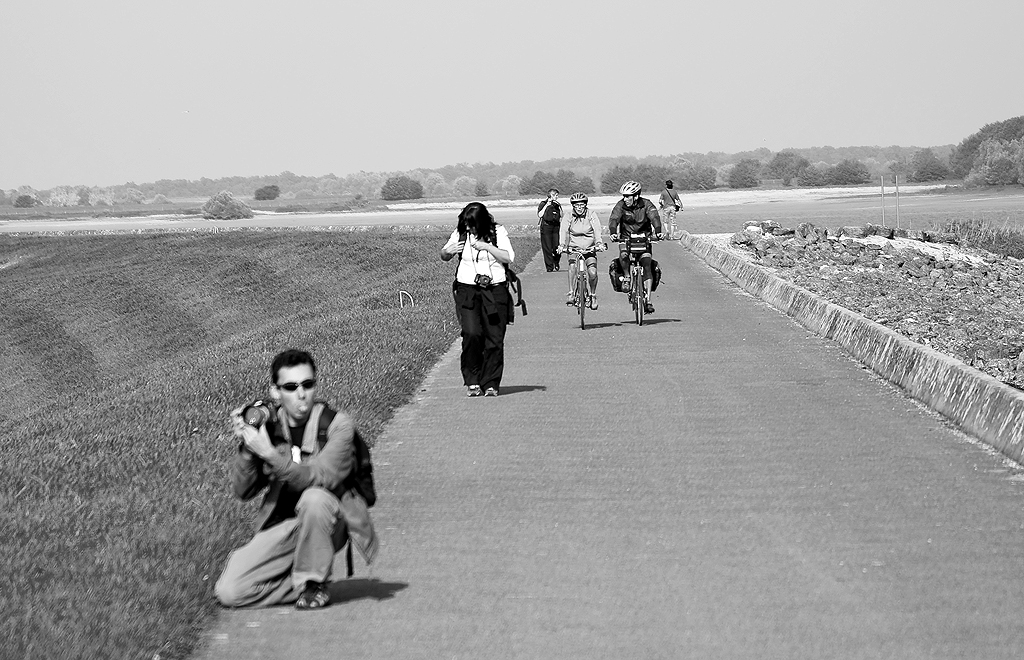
[3,0,1022,190]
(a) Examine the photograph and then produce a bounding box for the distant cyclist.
[556,192,606,310]
[608,180,662,315]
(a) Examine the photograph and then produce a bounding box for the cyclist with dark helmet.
[556,192,606,310]
[608,180,662,314]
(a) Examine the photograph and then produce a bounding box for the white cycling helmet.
[569,192,588,204]
[619,180,642,196]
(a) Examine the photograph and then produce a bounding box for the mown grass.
[0,228,537,660]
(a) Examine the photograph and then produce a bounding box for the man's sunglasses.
[277,379,317,392]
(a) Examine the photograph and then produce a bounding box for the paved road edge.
[680,231,1024,464]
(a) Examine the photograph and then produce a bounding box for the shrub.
[599,166,638,195]
[201,191,253,220]
[728,159,761,189]
[254,185,280,201]
[828,159,871,185]
[475,180,489,197]
[380,175,424,201]
[520,169,594,196]
[451,176,477,197]
[764,151,810,186]
[797,164,829,187]
[14,194,37,208]
[950,115,1024,177]
[666,161,718,191]
[491,175,522,198]
[966,138,1023,186]
[909,148,951,182]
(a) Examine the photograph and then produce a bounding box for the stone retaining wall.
[681,231,1024,464]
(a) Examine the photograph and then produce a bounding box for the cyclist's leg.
[618,250,630,292]
[585,254,598,292]
[640,253,655,312]
[566,255,578,301]
[585,253,599,309]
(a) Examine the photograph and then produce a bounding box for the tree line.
[5,117,1023,207]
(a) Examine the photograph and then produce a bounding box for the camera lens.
[242,404,269,428]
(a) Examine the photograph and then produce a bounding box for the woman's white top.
[444,225,515,285]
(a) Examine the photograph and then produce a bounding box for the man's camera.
[474,273,493,287]
[241,400,276,428]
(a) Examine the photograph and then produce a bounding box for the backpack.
[457,231,527,321]
[317,406,376,507]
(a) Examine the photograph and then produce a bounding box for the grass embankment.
[0,228,537,660]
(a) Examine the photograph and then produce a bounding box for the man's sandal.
[296,581,331,610]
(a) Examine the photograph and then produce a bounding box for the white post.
[895,175,902,230]
[880,176,886,227]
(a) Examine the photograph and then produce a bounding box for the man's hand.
[242,424,276,460]
[231,409,277,460]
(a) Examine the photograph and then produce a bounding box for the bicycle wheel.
[578,260,588,330]
[633,267,644,326]
[630,266,638,323]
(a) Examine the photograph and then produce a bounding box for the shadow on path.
[636,317,681,326]
[328,578,409,604]
[494,384,547,396]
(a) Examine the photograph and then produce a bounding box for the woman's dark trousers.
[454,283,510,391]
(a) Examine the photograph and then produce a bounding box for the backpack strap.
[315,405,336,449]
[505,266,527,317]
[317,405,357,577]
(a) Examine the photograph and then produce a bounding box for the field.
[0,227,536,660]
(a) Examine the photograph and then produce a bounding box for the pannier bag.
[608,262,622,292]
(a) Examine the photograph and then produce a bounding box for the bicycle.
[612,233,659,326]
[559,244,604,330]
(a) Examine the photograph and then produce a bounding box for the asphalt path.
[195,239,1024,660]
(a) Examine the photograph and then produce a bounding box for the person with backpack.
[659,179,683,239]
[441,201,516,397]
[215,349,377,610]
[536,187,563,272]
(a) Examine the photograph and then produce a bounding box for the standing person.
[536,187,563,272]
[441,201,516,397]
[659,180,683,239]
[215,349,378,610]
[608,180,663,314]
[557,192,606,310]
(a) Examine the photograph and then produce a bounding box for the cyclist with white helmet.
[556,192,606,310]
[608,180,662,314]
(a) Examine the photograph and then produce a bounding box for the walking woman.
[440,201,516,397]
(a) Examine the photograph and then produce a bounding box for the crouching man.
[215,349,377,610]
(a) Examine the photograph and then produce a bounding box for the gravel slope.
[702,225,1024,391]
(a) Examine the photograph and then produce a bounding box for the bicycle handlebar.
[557,243,608,255]
[609,233,662,243]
